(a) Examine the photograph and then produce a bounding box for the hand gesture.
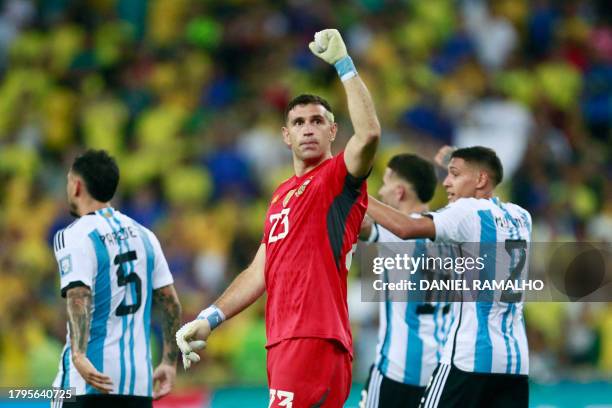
[309,29,348,65]
[72,353,114,393]
[434,145,456,168]
[152,362,176,399]
[175,319,209,370]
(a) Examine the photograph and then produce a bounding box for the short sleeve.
[322,151,368,195]
[148,231,174,289]
[430,199,477,243]
[54,227,95,297]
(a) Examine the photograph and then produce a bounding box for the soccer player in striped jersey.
[51,150,182,408]
[367,146,530,408]
[360,154,452,408]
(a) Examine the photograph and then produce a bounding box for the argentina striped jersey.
[430,197,531,375]
[371,222,453,386]
[51,207,173,396]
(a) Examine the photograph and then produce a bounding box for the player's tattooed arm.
[67,286,92,355]
[153,284,182,365]
[66,285,114,392]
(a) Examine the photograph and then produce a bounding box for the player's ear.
[395,184,405,202]
[281,126,292,148]
[329,122,337,142]
[74,178,82,197]
[475,169,488,189]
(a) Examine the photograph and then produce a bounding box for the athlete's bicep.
[344,132,378,179]
[251,243,266,284]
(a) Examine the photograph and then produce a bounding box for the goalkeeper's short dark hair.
[284,94,334,122]
[71,149,119,202]
[451,146,503,186]
[387,154,437,203]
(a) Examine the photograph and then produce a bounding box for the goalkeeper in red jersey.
[176,29,381,407]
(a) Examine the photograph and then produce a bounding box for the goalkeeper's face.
[282,103,337,163]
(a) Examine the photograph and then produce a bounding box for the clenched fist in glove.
[309,29,357,81]
[309,29,348,65]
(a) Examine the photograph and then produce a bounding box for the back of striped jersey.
[430,197,532,375]
[372,223,453,386]
[51,207,173,396]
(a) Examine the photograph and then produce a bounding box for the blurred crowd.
[0,0,611,389]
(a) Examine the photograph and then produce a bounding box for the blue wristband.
[197,305,226,330]
[334,56,357,81]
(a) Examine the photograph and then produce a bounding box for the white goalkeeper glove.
[309,29,348,65]
[309,29,357,81]
[175,320,208,370]
[175,305,225,370]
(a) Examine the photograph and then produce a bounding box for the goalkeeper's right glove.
[175,305,225,370]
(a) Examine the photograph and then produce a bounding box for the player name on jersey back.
[52,207,173,396]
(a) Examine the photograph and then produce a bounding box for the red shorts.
[267,338,352,408]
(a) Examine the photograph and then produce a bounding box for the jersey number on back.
[114,251,142,316]
[268,209,290,243]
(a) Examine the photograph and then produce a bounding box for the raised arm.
[367,196,436,240]
[151,284,181,399]
[175,243,266,369]
[309,29,381,178]
[66,286,113,393]
[342,75,381,178]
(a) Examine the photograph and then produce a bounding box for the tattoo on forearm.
[153,286,182,364]
[67,287,92,355]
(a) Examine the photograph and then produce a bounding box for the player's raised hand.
[175,319,209,370]
[72,353,114,393]
[309,29,348,65]
[434,145,456,168]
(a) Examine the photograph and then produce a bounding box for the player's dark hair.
[284,94,333,122]
[71,149,119,202]
[387,154,437,203]
[451,146,503,186]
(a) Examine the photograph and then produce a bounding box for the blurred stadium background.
[0,0,610,407]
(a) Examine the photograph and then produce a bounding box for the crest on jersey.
[295,178,311,197]
[59,255,72,276]
[283,189,296,207]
